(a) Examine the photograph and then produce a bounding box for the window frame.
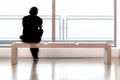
[0,0,117,47]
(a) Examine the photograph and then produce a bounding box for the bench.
[11,42,111,65]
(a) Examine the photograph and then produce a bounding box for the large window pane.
[0,18,22,39]
[56,0,114,15]
[0,0,115,45]
[41,16,61,41]
[56,0,115,45]
[66,16,114,41]
[0,0,52,15]
[0,0,52,43]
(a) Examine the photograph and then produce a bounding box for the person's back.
[22,15,43,42]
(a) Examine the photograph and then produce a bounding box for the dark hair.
[29,7,38,15]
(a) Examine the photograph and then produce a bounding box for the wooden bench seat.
[11,42,111,65]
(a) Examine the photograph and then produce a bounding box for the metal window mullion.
[52,0,55,42]
[114,0,117,47]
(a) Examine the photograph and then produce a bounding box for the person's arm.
[38,19,43,29]
[38,25,43,29]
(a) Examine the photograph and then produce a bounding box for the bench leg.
[104,48,111,65]
[12,47,17,65]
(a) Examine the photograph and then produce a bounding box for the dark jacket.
[20,15,43,43]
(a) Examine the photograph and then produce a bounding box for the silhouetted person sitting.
[20,7,43,61]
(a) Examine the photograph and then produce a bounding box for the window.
[56,0,115,46]
[0,0,52,43]
[0,0,116,46]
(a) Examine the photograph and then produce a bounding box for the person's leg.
[30,48,39,61]
[30,29,43,61]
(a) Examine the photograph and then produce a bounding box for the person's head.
[29,7,38,16]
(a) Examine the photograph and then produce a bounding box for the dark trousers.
[29,29,43,59]
[30,48,39,59]
[20,29,43,59]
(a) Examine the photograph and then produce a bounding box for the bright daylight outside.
[0,0,115,46]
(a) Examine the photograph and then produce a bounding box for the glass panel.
[41,16,61,41]
[41,16,52,41]
[0,0,52,15]
[56,16,61,40]
[66,16,114,43]
[56,0,114,15]
[0,0,52,42]
[56,0,114,45]
[0,19,22,39]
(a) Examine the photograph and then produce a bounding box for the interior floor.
[0,58,120,80]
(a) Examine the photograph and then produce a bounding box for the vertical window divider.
[62,18,65,41]
[114,0,117,47]
[52,0,55,42]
